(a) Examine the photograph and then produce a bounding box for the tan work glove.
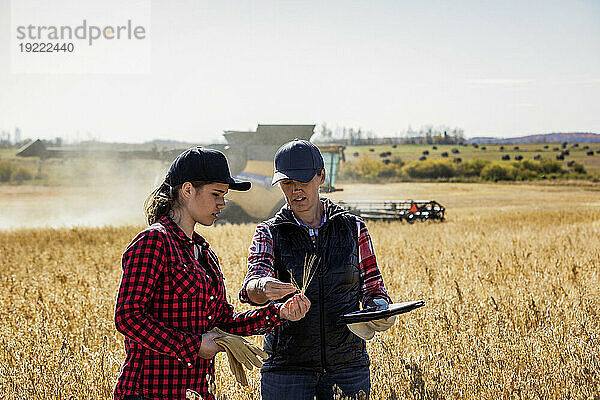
[221,346,248,386]
[347,298,397,340]
[209,327,269,386]
[347,316,397,340]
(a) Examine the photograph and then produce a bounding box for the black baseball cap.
[272,139,324,185]
[166,147,251,191]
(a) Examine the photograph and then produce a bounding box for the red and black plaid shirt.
[114,216,282,400]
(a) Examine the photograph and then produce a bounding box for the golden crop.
[1,183,599,399]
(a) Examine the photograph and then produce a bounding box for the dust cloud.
[0,157,169,229]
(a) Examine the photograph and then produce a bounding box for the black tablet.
[340,300,425,324]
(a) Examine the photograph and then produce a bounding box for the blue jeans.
[261,367,370,400]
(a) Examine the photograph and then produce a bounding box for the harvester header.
[337,200,445,223]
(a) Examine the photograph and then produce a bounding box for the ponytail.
[144,182,175,225]
[144,180,211,226]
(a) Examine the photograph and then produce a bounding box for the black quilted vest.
[261,199,369,372]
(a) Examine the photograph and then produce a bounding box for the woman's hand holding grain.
[198,332,224,359]
[279,294,311,321]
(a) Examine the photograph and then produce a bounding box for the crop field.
[346,143,600,175]
[1,183,599,399]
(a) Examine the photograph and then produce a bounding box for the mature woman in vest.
[239,140,395,400]
[114,147,310,400]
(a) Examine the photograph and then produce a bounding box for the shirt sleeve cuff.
[175,332,203,367]
[238,285,250,303]
[252,303,284,335]
[270,303,283,324]
[261,303,283,326]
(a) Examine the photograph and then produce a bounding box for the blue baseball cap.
[166,147,251,191]
[272,139,324,185]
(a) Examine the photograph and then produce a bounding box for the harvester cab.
[212,125,346,223]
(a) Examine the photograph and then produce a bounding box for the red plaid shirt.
[239,200,390,306]
[114,216,282,400]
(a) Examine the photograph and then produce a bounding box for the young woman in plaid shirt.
[114,147,310,400]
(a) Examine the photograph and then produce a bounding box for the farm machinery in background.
[16,126,445,223]
[336,200,445,223]
[208,125,345,223]
[214,128,444,223]
[15,125,346,223]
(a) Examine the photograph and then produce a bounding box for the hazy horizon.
[1,0,599,143]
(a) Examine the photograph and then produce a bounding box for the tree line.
[315,123,465,145]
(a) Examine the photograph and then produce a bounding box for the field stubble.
[1,185,599,399]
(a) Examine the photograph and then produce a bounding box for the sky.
[1,0,599,143]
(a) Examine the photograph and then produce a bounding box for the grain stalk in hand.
[289,253,319,295]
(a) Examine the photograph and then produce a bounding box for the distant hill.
[468,132,600,144]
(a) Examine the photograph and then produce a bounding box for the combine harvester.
[218,125,317,222]
[212,125,345,222]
